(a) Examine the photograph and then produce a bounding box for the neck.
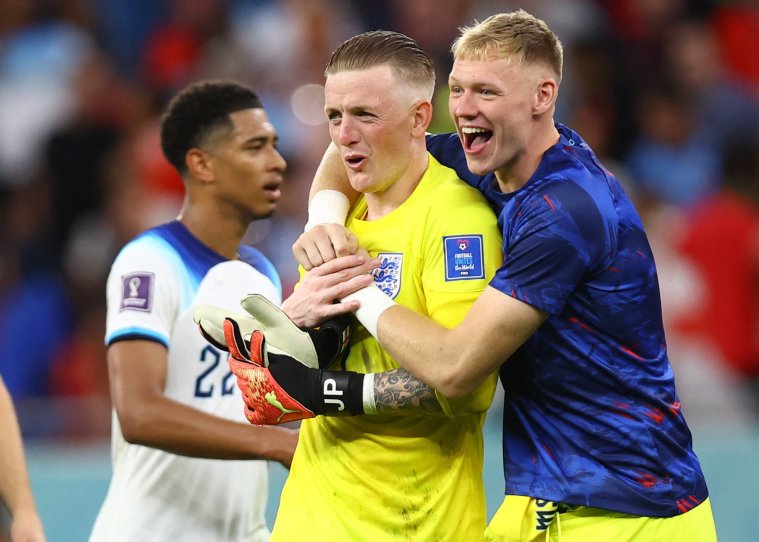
[178,197,249,260]
[494,122,560,194]
[364,151,429,220]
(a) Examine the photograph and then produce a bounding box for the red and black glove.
[225,324,366,426]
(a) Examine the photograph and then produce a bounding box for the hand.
[194,295,319,368]
[271,427,299,470]
[292,224,359,270]
[227,330,365,425]
[9,508,46,542]
[227,330,317,425]
[282,253,378,328]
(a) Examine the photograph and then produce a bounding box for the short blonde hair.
[325,30,436,100]
[452,10,563,83]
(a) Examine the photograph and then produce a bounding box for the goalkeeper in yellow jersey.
[195,31,502,540]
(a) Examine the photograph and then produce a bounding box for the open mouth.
[461,126,492,151]
[263,182,282,200]
[344,154,367,170]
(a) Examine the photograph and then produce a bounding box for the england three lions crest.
[373,253,403,299]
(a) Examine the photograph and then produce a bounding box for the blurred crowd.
[2,0,759,439]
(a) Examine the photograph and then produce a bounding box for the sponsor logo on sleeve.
[444,235,484,281]
[373,253,403,299]
[120,272,154,312]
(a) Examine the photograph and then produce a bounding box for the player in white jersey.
[89,80,300,542]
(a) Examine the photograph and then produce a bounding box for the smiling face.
[324,64,422,197]
[449,54,548,180]
[205,108,286,220]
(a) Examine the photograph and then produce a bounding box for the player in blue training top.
[293,10,717,542]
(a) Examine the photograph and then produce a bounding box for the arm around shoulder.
[377,286,547,398]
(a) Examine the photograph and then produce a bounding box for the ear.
[411,100,433,136]
[534,77,558,116]
[186,148,215,183]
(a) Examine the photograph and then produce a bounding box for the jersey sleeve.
[419,182,503,416]
[105,238,181,347]
[491,179,606,315]
[426,132,490,191]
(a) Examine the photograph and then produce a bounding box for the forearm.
[352,285,546,398]
[309,142,359,204]
[376,306,484,398]
[0,386,37,516]
[372,369,443,415]
[116,395,294,463]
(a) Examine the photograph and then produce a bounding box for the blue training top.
[427,125,708,517]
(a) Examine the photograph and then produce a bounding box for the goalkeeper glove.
[194,294,351,369]
[226,327,368,425]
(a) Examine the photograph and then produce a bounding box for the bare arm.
[0,377,46,542]
[376,286,548,398]
[308,142,357,203]
[108,340,297,467]
[373,369,441,415]
[293,143,361,270]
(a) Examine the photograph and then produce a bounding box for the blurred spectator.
[89,0,168,77]
[674,138,759,418]
[625,84,720,207]
[663,17,759,157]
[0,178,72,407]
[0,0,94,185]
[635,190,757,428]
[43,49,154,256]
[712,1,759,99]
[139,0,229,99]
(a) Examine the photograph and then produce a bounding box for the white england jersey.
[90,220,282,542]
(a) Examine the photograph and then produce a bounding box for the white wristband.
[304,190,351,231]
[341,283,396,339]
[362,373,377,414]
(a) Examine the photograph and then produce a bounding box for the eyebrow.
[243,133,277,146]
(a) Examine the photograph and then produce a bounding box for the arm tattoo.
[373,368,443,415]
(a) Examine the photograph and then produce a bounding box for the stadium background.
[1,1,759,540]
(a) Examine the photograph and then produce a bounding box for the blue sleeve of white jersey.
[237,245,282,300]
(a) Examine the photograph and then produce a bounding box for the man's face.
[448,55,538,176]
[324,65,416,195]
[207,108,286,220]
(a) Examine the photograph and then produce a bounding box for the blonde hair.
[452,10,563,83]
[325,30,436,100]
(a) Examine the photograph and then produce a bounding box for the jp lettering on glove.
[193,294,351,369]
[227,329,370,425]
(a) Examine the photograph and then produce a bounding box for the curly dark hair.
[160,80,263,176]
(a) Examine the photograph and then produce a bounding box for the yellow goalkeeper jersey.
[271,155,502,541]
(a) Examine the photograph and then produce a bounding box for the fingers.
[307,254,378,280]
[322,273,375,302]
[223,319,250,362]
[292,224,358,270]
[193,304,237,350]
[282,267,375,328]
